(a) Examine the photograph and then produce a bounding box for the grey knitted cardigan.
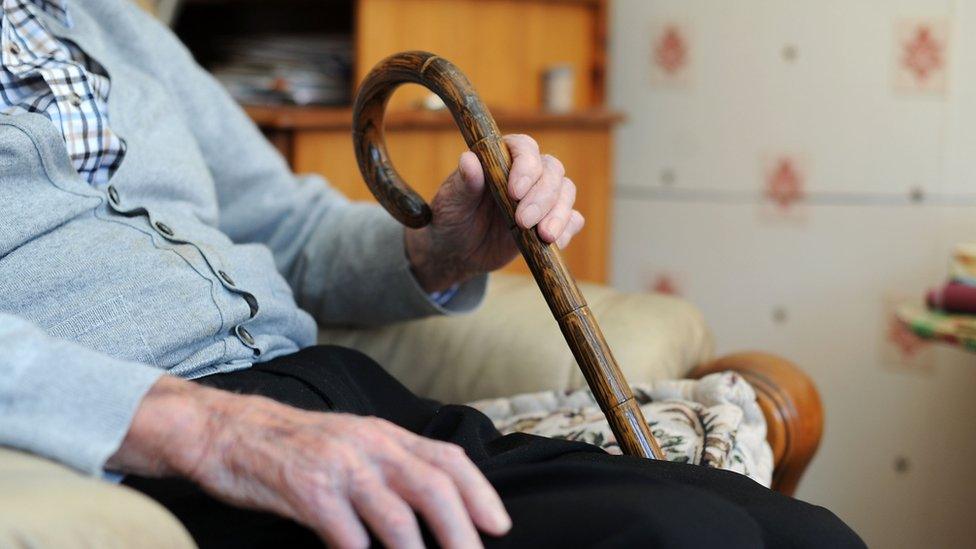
[0,0,484,476]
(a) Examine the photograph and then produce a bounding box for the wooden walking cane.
[352,51,664,460]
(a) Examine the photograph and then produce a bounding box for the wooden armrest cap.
[690,352,823,495]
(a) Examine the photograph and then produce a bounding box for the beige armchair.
[0,273,822,547]
[320,273,823,496]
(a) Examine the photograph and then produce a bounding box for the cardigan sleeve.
[0,312,163,475]
[116,1,485,326]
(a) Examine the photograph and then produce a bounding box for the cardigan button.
[107,185,120,206]
[234,325,256,347]
[154,221,174,237]
[218,270,235,286]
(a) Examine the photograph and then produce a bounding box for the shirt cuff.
[428,284,461,306]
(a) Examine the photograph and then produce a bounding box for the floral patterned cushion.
[468,371,773,487]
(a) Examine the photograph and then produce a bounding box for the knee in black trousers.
[484,459,765,548]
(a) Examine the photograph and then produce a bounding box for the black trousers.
[124,345,864,548]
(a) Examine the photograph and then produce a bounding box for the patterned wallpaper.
[609,1,976,547]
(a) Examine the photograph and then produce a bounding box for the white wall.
[609,1,976,547]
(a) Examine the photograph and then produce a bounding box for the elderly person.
[0,0,863,547]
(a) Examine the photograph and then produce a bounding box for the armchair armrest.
[0,447,194,548]
[319,273,714,403]
[690,352,823,495]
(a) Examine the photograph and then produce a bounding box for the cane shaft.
[353,51,663,460]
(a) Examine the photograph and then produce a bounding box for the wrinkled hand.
[110,377,511,549]
[405,134,585,292]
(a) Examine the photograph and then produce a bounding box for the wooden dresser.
[176,0,619,283]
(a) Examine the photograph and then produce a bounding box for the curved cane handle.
[353,51,663,460]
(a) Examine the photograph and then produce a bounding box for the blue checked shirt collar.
[12,0,70,26]
[0,0,125,186]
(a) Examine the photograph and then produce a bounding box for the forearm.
[108,377,319,525]
[106,376,220,478]
[107,376,313,485]
[107,376,290,483]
